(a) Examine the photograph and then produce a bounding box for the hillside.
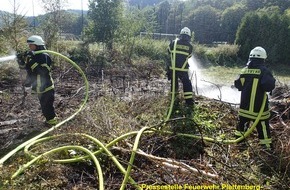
[0,58,289,189]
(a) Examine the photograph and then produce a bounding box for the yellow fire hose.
[0,49,267,189]
[165,47,267,143]
[0,50,89,166]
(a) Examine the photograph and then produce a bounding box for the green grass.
[198,66,240,85]
[198,65,290,86]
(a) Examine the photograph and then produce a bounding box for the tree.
[128,0,164,8]
[116,6,158,63]
[0,0,28,54]
[61,11,88,36]
[220,3,247,43]
[156,1,171,33]
[85,0,123,50]
[184,5,221,44]
[141,6,158,33]
[166,2,186,34]
[40,0,68,49]
[192,0,239,10]
[244,0,266,11]
[235,8,290,65]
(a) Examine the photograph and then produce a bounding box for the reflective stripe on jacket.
[26,52,54,94]
[234,59,275,120]
[168,38,193,72]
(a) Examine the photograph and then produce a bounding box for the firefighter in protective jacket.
[17,35,57,126]
[167,27,194,106]
[234,46,275,150]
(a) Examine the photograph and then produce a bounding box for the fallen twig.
[0,119,29,126]
[113,146,219,179]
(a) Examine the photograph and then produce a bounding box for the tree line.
[0,0,290,65]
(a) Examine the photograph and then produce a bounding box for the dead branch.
[113,146,219,179]
[0,119,29,126]
[200,79,222,101]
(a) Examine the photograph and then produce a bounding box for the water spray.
[188,57,240,104]
[0,50,32,64]
[0,55,16,63]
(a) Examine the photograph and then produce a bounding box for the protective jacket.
[234,59,275,150]
[168,38,193,71]
[18,51,56,124]
[167,37,194,106]
[234,59,275,120]
[24,52,54,94]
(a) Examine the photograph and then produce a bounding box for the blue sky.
[0,0,89,16]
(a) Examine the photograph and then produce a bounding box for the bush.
[194,44,240,67]
[133,38,168,64]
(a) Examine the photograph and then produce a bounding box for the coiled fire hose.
[0,50,155,189]
[0,50,267,189]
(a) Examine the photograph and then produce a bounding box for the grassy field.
[198,65,290,86]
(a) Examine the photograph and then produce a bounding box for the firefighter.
[17,35,57,126]
[167,27,194,107]
[234,46,275,151]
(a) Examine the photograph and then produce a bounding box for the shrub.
[194,44,241,67]
[133,38,168,64]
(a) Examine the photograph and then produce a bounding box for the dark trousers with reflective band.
[171,71,193,105]
[236,116,272,149]
[38,89,56,122]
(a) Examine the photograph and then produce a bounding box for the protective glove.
[16,52,23,60]
[16,52,26,68]
[17,51,35,68]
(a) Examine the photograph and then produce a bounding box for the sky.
[0,0,89,16]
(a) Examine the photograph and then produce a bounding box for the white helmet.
[249,46,267,59]
[27,35,45,46]
[180,27,191,37]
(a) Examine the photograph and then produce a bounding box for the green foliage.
[220,3,247,43]
[192,44,208,63]
[66,42,90,65]
[193,44,240,67]
[190,0,239,10]
[116,6,158,63]
[193,104,220,133]
[39,0,72,49]
[184,5,221,44]
[156,1,171,33]
[85,0,123,50]
[131,38,168,67]
[0,11,28,53]
[61,12,87,36]
[235,8,290,65]
[129,0,164,8]
[207,44,240,66]
[166,2,186,34]
[245,0,290,11]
